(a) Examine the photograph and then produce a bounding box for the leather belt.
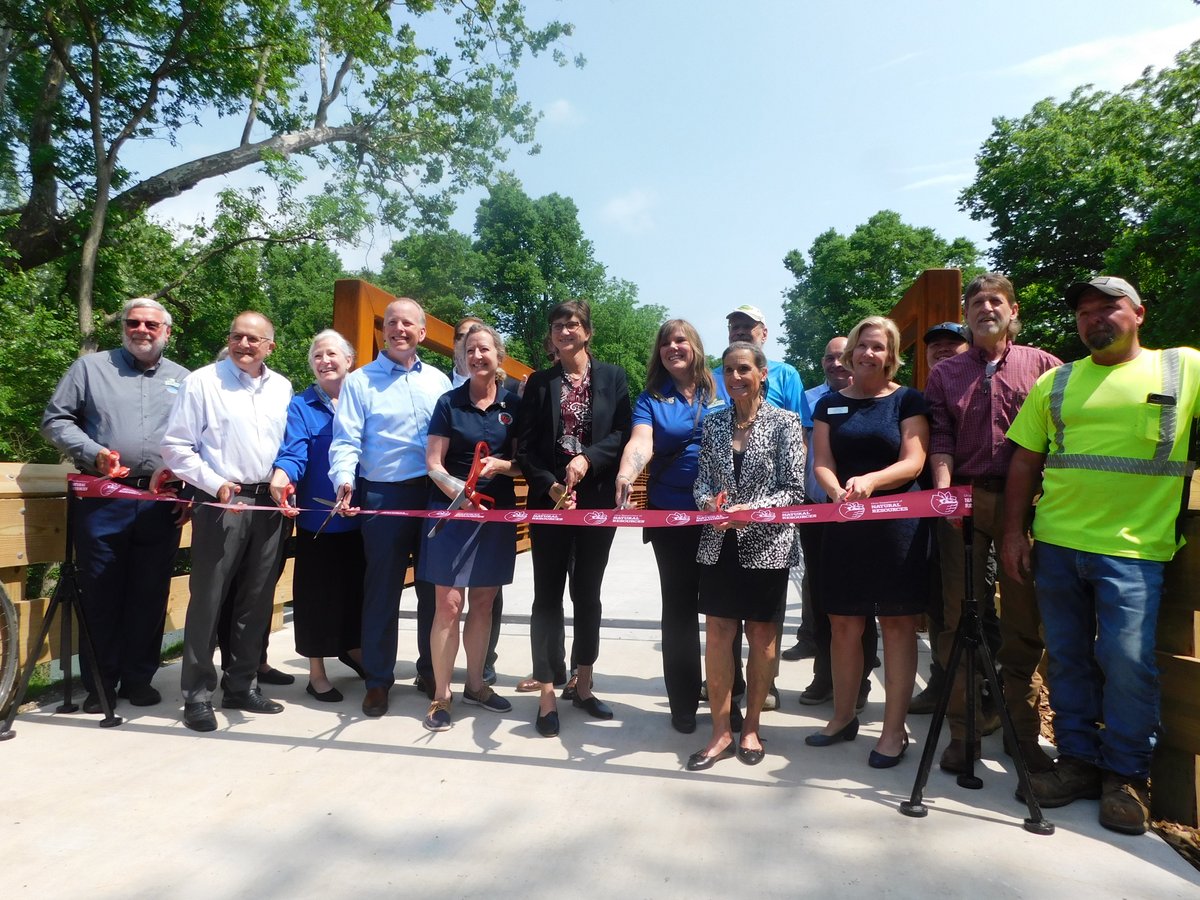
[233,482,272,498]
[969,476,1006,493]
[114,475,153,489]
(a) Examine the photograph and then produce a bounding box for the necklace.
[734,406,760,430]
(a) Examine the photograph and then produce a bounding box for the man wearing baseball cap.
[1004,275,1200,834]
[923,321,969,369]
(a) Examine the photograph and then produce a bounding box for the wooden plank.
[1157,652,1200,754]
[1,565,24,605]
[1151,745,1200,826]
[0,462,73,498]
[0,497,66,567]
[15,596,72,667]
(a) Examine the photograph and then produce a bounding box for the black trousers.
[647,524,703,718]
[529,523,615,685]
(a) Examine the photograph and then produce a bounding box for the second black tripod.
[1,490,123,740]
[899,517,1053,834]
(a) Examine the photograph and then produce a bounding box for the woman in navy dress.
[805,316,930,769]
[269,330,365,702]
[419,324,521,732]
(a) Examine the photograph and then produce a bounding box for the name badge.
[827,406,849,415]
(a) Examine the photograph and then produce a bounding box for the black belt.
[962,476,1006,493]
[114,475,153,489]
[233,482,272,498]
[396,475,430,488]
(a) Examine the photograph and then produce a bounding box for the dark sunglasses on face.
[125,318,165,332]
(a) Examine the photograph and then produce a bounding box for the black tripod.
[899,517,1053,834]
[1,491,122,740]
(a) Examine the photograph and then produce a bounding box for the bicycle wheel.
[0,584,18,717]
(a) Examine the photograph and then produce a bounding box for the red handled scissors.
[429,442,495,537]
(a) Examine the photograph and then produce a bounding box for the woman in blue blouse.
[269,330,366,702]
[615,319,722,734]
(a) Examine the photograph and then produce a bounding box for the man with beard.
[924,273,1061,776]
[1004,276,1200,835]
[41,298,189,713]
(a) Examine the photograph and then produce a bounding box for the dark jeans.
[74,497,180,694]
[529,522,615,685]
[647,524,703,718]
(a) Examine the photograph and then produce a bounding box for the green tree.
[780,210,980,383]
[473,175,605,366]
[0,1,578,350]
[588,278,666,401]
[959,40,1200,357]
[376,229,483,325]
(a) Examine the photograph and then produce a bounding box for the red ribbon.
[67,474,973,527]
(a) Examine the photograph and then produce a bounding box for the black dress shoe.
[118,683,161,706]
[738,744,766,766]
[362,686,389,717]
[414,674,435,700]
[781,637,817,661]
[83,688,117,714]
[222,687,284,713]
[868,735,910,769]
[337,652,367,680]
[671,713,697,734]
[730,703,743,733]
[184,701,217,732]
[256,667,295,686]
[535,709,560,737]
[797,684,833,705]
[306,682,344,703]
[805,717,860,747]
[686,745,735,771]
[572,694,613,720]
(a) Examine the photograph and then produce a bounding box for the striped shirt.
[925,341,1062,479]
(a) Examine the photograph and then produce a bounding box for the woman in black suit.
[517,299,631,737]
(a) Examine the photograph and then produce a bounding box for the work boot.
[1098,772,1150,835]
[939,738,982,774]
[1003,734,1055,774]
[1018,755,1101,808]
[908,679,943,715]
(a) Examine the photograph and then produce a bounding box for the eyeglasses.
[551,321,583,333]
[229,332,270,347]
[125,318,164,332]
[982,360,999,392]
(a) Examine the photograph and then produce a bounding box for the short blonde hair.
[841,316,903,380]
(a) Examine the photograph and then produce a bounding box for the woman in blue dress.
[419,323,521,732]
[615,319,723,734]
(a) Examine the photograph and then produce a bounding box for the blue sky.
[150,1,1200,365]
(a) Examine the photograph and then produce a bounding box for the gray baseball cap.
[1065,276,1142,309]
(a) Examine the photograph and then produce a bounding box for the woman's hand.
[269,469,300,518]
[841,474,878,501]
[615,477,632,509]
[713,502,749,532]
[477,456,508,481]
[564,453,590,490]
[549,482,577,509]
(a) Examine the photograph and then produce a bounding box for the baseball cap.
[1064,276,1142,309]
[726,304,766,325]
[923,322,969,344]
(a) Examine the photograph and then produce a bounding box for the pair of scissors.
[713,490,728,511]
[428,442,495,537]
[312,495,343,537]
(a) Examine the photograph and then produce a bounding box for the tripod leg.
[57,581,78,714]
[64,570,122,728]
[900,617,970,817]
[957,641,983,790]
[0,590,66,739]
[976,639,1053,835]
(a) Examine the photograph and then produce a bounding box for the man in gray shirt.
[41,297,189,713]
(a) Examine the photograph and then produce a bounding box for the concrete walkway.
[5,529,1198,898]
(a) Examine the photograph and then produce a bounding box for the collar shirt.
[329,351,452,487]
[161,357,293,496]
[450,368,469,388]
[924,341,1062,480]
[803,381,833,501]
[41,348,189,476]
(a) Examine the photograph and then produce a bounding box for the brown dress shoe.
[1099,773,1150,835]
[362,686,390,717]
[939,738,982,774]
[515,676,541,693]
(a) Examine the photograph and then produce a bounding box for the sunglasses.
[125,318,165,332]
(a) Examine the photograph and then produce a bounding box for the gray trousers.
[181,493,289,703]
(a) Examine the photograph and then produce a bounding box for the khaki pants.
[936,486,1045,741]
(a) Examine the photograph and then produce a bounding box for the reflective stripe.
[1155,348,1181,463]
[1046,350,1191,477]
[1044,454,1193,477]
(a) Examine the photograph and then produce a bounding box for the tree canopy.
[780,210,980,383]
[0,0,578,347]
[959,40,1200,359]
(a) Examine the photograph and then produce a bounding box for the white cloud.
[1005,21,1200,94]
[543,98,581,124]
[900,172,974,191]
[864,51,919,74]
[600,189,656,234]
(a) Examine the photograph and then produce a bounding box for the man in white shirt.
[162,311,293,732]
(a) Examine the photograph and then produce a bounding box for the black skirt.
[697,531,788,623]
[292,527,365,658]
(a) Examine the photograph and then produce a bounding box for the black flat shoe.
[337,652,367,680]
[572,694,614,720]
[738,744,766,766]
[535,709,560,737]
[671,713,697,734]
[686,745,735,771]
[306,682,344,703]
[805,717,860,747]
[868,735,910,769]
[256,667,295,686]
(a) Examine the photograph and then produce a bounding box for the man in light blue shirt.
[330,297,452,717]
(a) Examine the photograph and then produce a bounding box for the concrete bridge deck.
[5,529,1198,898]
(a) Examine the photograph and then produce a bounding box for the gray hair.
[308,329,355,365]
[122,296,172,327]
